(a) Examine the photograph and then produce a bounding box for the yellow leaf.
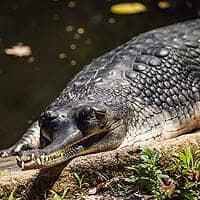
[5,43,32,57]
[110,2,147,15]
[158,1,170,9]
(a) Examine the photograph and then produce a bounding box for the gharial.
[1,19,200,170]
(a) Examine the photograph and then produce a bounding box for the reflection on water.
[0,0,200,148]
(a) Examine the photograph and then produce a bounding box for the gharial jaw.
[16,130,109,170]
[16,103,123,170]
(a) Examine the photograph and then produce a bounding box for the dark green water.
[0,0,200,148]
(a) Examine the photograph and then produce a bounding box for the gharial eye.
[78,107,96,121]
[77,105,107,122]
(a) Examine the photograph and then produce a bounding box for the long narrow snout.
[17,123,84,170]
[17,104,111,170]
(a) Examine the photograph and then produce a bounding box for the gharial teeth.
[40,154,45,165]
[21,161,25,169]
[36,157,42,165]
[16,156,21,162]
[31,153,35,160]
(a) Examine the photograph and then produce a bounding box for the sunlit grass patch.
[126,146,200,199]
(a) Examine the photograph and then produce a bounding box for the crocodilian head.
[18,103,121,170]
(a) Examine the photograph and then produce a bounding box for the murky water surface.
[0,0,200,147]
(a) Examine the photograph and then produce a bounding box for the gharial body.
[1,19,200,170]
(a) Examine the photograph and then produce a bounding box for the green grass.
[0,170,8,177]
[49,172,89,200]
[7,192,21,200]
[1,146,200,199]
[168,145,200,199]
[0,192,22,200]
[125,145,200,199]
[50,189,69,200]
[127,147,171,199]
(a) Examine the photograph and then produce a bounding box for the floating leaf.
[58,53,67,59]
[77,27,85,34]
[158,1,170,9]
[5,43,32,57]
[110,2,147,15]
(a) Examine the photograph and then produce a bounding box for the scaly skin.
[1,19,200,170]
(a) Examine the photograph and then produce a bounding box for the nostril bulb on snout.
[45,111,58,119]
[40,111,58,122]
[60,114,66,119]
